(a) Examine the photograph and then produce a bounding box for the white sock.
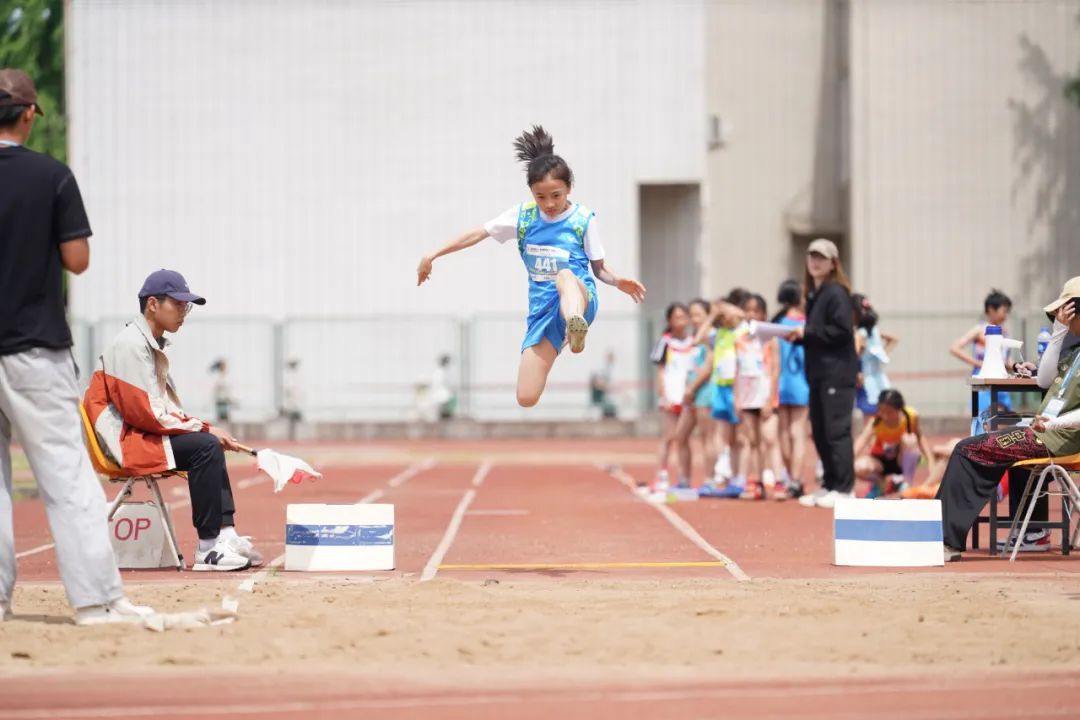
[219,526,238,542]
[197,536,218,552]
[762,469,777,488]
[731,474,746,487]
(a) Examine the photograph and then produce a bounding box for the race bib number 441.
[526,244,570,282]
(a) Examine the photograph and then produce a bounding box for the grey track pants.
[0,348,123,610]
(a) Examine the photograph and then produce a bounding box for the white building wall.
[849,0,1080,316]
[847,0,1080,414]
[703,0,844,301]
[66,0,705,420]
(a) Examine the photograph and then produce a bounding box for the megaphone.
[976,325,1023,380]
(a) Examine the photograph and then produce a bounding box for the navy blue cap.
[138,269,206,305]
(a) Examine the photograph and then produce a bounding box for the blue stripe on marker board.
[834,519,942,543]
[286,524,394,547]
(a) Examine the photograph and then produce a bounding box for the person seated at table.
[938,278,1080,561]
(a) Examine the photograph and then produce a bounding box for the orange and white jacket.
[83,315,212,475]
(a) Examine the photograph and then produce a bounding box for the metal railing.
[68,311,1051,422]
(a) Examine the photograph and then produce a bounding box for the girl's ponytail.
[513,125,574,188]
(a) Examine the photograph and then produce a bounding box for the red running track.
[7,440,1080,718]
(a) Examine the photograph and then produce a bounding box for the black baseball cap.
[138,269,206,305]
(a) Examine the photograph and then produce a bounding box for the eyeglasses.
[170,298,193,316]
[152,295,192,316]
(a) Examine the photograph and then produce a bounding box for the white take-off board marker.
[834,498,945,567]
[284,503,395,572]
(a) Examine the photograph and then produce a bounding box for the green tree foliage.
[1,0,65,161]
[1067,77,1080,108]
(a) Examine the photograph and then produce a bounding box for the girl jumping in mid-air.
[417,126,646,407]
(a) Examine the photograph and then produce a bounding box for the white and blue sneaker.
[193,541,251,572]
[224,534,264,567]
[996,529,1051,554]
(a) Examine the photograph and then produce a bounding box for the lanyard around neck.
[1057,352,1080,399]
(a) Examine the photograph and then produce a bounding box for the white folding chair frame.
[1007,463,1080,562]
[105,474,185,570]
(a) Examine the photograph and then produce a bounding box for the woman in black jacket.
[786,239,859,508]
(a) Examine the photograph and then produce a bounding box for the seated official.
[83,270,263,572]
[938,277,1080,560]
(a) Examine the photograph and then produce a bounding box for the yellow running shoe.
[566,314,589,354]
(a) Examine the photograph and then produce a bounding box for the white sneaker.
[815,490,854,509]
[798,488,828,507]
[996,529,1051,553]
[75,597,154,626]
[192,541,252,572]
[225,534,264,566]
[716,453,733,480]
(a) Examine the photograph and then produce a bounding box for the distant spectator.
[209,358,234,423]
[431,354,457,421]
[281,357,303,441]
[773,279,809,498]
[651,303,696,490]
[949,289,1033,422]
[851,293,897,418]
[589,350,618,419]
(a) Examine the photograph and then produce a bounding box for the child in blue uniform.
[417,126,646,407]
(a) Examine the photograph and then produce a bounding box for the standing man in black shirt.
[787,239,860,509]
[0,69,152,625]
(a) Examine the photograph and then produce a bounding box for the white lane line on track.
[419,460,492,582]
[13,543,54,560]
[389,457,437,487]
[602,464,750,582]
[3,677,1076,719]
[465,509,528,517]
[238,458,433,593]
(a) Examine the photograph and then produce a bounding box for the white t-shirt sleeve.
[584,216,605,261]
[483,205,521,244]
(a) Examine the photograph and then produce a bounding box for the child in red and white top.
[650,302,698,490]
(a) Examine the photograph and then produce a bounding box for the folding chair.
[78,403,186,570]
[1004,452,1080,562]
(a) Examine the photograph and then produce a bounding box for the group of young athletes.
[648,286,1027,503]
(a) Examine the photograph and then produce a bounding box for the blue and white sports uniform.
[484,202,605,352]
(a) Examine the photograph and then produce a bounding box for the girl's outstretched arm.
[417,228,490,286]
[590,259,646,303]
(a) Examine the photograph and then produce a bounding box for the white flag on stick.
[236,444,322,492]
[256,449,322,493]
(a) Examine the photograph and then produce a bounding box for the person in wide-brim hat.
[937,277,1080,561]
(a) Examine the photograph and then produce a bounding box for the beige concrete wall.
[849,0,1080,316]
[703,0,845,303]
